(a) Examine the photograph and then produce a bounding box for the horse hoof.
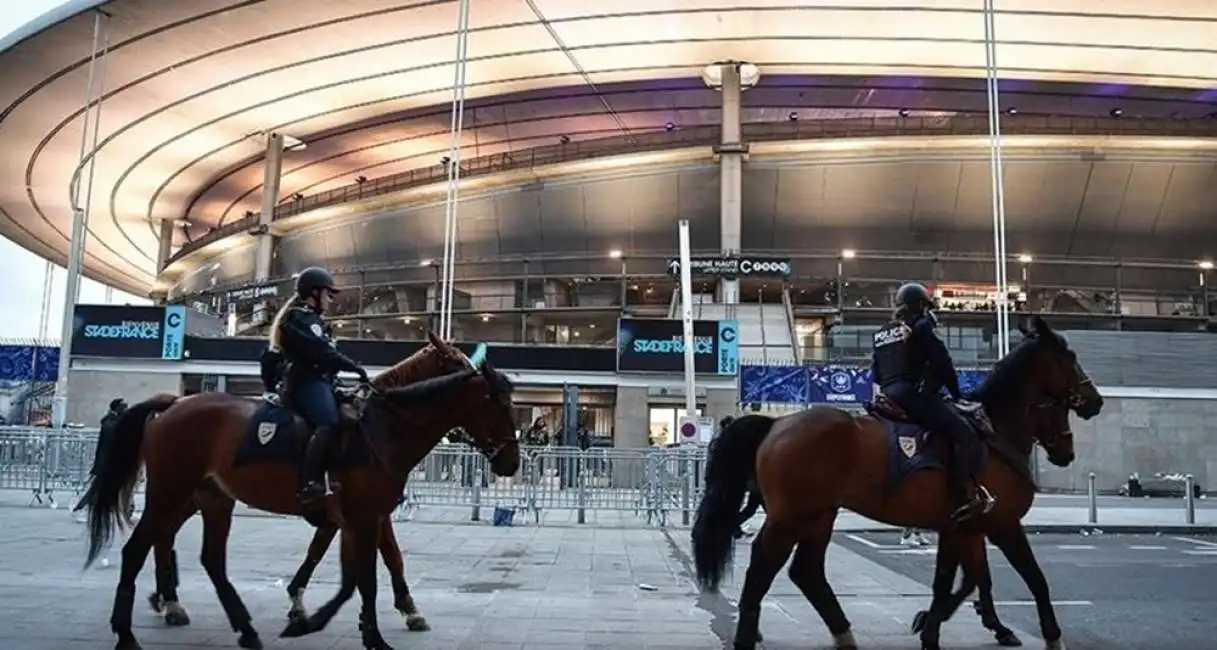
[404,613,430,631]
[115,637,142,650]
[361,631,395,650]
[147,594,163,614]
[921,644,941,650]
[286,608,307,623]
[164,609,190,627]
[996,630,1023,646]
[280,617,313,638]
[833,630,858,649]
[910,610,927,634]
[237,632,263,650]
[1044,639,1067,650]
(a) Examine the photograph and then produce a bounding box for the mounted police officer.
[266,266,369,514]
[871,282,992,522]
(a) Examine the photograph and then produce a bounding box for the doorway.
[648,406,702,447]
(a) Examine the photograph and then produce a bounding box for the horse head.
[371,330,520,477]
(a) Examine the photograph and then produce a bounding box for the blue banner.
[809,366,874,405]
[716,319,739,376]
[162,305,186,360]
[740,364,993,406]
[740,365,809,404]
[0,345,60,381]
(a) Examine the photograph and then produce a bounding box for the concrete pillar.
[156,218,174,271]
[717,64,743,305]
[704,387,739,427]
[254,132,284,281]
[613,385,649,448]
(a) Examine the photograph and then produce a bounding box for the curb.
[842,525,1217,535]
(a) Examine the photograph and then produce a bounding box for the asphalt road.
[834,530,1217,650]
[1035,493,1216,510]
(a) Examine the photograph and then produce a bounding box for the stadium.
[2,1,1216,491]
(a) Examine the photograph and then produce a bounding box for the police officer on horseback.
[871,282,993,522]
[267,266,369,513]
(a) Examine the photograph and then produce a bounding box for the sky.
[0,0,148,342]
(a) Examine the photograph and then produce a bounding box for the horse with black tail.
[77,332,519,650]
[692,316,1102,650]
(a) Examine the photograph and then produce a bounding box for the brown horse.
[77,332,520,650]
[693,316,1102,650]
[146,502,433,632]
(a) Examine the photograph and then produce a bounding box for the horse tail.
[691,413,776,593]
[77,393,178,568]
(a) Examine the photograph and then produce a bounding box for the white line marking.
[879,548,938,555]
[991,600,1092,607]
[1182,549,1217,556]
[1172,536,1217,548]
[1128,545,1167,551]
[1056,544,1096,550]
[846,534,883,549]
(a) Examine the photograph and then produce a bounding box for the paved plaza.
[3,504,1029,650]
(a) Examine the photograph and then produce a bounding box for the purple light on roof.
[1194,89,1217,103]
[1093,83,1130,96]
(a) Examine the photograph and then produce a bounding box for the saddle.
[239,385,366,472]
[867,394,994,440]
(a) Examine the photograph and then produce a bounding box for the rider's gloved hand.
[356,366,370,383]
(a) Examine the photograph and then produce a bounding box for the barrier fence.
[0,427,710,525]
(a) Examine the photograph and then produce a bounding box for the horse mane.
[372,344,449,389]
[969,336,1036,407]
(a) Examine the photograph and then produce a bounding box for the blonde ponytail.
[267,295,299,351]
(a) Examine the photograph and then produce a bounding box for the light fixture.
[292,192,305,201]
[1006,107,1019,116]
[608,249,623,259]
[1199,261,1214,270]
[1110,108,1123,118]
[1018,253,1033,263]
[559,135,570,144]
[788,111,799,122]
[480,314,491,322]
[573,330,581,337]
[589,323,596,329]
[419,258,434,266]
[897,109,910,118]
[402,316,413,323]
[841,249,856,260]
[664,122,676,132]
[700,61,761,90]
[281,134,307,152]
[355,175,368,184]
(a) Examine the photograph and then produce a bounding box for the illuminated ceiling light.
[1018,253,1034,263]
[664,121,676,132]
[559,135,570,144]
[589,323,596,329]
[787,111,799,122]
[608,249,623,259]
[1006,107,1019,115]
[840,249,856,260]
[419,258,434,266]
[701,61,761,90]
[1110,108,1123,118]
[281,134,307,151]
[480,314,491,322]
[1199,261,1214,270]
[897,109,910,118]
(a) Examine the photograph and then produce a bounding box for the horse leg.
[110,509,163,650]
[379,516,428,631]
[281,522,359,638]
[787,511,855,649]
[990,526,1065,650]
[910,549,1022,646]
[354,517,393,650]
[733,519,797,650]
[198,497,263,650]
[149,500,197,627]
[915,533,968,650]
[285,523,337,623]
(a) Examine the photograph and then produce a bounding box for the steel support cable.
[439,0,472,341]
[983,0,1011,356]
[523,0,635,144]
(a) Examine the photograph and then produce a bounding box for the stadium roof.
[1,0,1216,295]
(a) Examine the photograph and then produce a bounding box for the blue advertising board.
[740,364,992,405]
[71,305,187,360]
[616,318,738,376]
[162,305,186,360]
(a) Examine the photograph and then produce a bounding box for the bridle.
[445,354,515,463]
[1032,365,1096,451]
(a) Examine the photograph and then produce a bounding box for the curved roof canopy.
[1,0,1215,295]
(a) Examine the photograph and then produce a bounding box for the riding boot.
[298,426,334,508]
[949,441,994,522]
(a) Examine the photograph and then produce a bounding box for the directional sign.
[666,256,792,278]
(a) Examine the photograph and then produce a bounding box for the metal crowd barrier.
[0,426,712,525]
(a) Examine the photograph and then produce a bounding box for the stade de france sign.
[665,255,793,279]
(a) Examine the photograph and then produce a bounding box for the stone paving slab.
[1,507,1032,650]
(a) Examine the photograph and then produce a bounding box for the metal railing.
[0,427,710,525]
[168,114,1217,266]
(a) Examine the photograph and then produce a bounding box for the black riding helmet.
[295,266,339,299]
[894,282,935,315]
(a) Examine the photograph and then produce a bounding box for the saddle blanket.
[866,402,990,497]
[234,400,304,468]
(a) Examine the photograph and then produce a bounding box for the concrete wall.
[66,369,182,426]
[612,386,649,448]
[1066,330,1217,388]
[1036,396,1217,492]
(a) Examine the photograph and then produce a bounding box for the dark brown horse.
[77,332,520,650]
[693,316,1102,650]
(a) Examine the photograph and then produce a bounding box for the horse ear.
[426,329,445,349]
[1033,315,1052,338]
